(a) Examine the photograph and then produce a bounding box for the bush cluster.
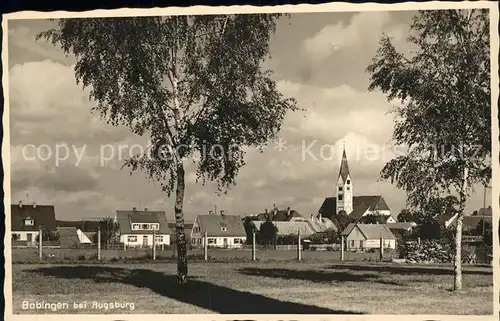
[399,240,453,263]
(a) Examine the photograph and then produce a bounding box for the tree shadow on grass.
[326,264,493,276]
[27,265,363,314]
[239,267,379,283]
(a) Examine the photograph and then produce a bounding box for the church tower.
[336,146,353,215]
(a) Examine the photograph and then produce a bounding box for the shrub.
[400,239,453,263]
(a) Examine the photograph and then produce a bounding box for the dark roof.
[339,148,351,181]
[350,196,391,221]
[318,195,391,221]
[436,212,457,225]
[11,204,56,231]
[477,207,492,216]
[341,223,357,236]
[318,197,337,219]
[115,210,170,234]
[386,222,417,231]
[56,220,101,232]
[450,215,492,233]
[254,208,303,222]
[195,214,246,237]
[342,223,396,239]
[168,222,194,230]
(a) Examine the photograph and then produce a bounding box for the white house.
[341,223,397,250]
[191,212,246,248]
[115,208,171,248]
[11,201,57,246]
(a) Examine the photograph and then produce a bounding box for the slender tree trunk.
[454,167,468,291]
[174,163,188,284]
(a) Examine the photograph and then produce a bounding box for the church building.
[318,147,397,223]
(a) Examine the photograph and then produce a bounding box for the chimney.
[18,200,23,208]
[33,201,37,209]
[318,213,322,221]
[220,210,225,216]
[144,207,148,211]
[287,207,291,216]
[133,207,137,211]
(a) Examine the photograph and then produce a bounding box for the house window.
[208,238,215,244]
[151,224,159,230]
[350,240,354,248]
[338,186,342,191]
[221,227,227,232]
[24,219,34,226]
[132,224,140,230]
[142,224,149,230]
[127,236,138,242]
[191,238,196,244]
[347,180,350,184]
[234,238,240,244]
[155,235,163,242]
[338,195,343,201]
[360,240,364,248]
[346,186,350,191]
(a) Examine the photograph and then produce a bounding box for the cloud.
[9,60,133,147]
[302,11,404,60]
[277,80,395,145]
[8,23,75,67]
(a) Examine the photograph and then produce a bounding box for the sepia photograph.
[2,1,499,318]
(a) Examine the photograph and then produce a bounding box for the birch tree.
[37,14,297,284]
[366,9,491,290]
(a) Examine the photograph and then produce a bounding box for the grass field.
[12,261,493,315]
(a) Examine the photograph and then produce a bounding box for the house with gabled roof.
[191,211,246,248]
[115,207,171,247]
[317,147,397,224]
[341,223,396,250]
[11,201,56,246]
[247,206,304,222]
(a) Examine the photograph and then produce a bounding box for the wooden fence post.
[153,229,156,260]
[252,231,256,261]
[204,232,208,261]
[97,227,101,261]
[379,236,384,262]
[341,235,345,261]
[297,229,302,261]
[38,226,43,260]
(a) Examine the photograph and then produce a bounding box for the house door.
[27,233,32,244]
[223,238,228,248]
[143,235,148,247]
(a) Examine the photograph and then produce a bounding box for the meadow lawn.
[11,260,493,315]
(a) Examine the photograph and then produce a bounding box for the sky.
[7,10,491,222]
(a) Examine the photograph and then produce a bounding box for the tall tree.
[258,220,278,245]
[38,15,297,284]
[366,9,490,290]
[331,210,355,232]
[92,217,120,245]
[397,209,414,222]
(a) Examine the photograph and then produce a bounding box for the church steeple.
[338,147,351,182]
[336,144,353,215]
